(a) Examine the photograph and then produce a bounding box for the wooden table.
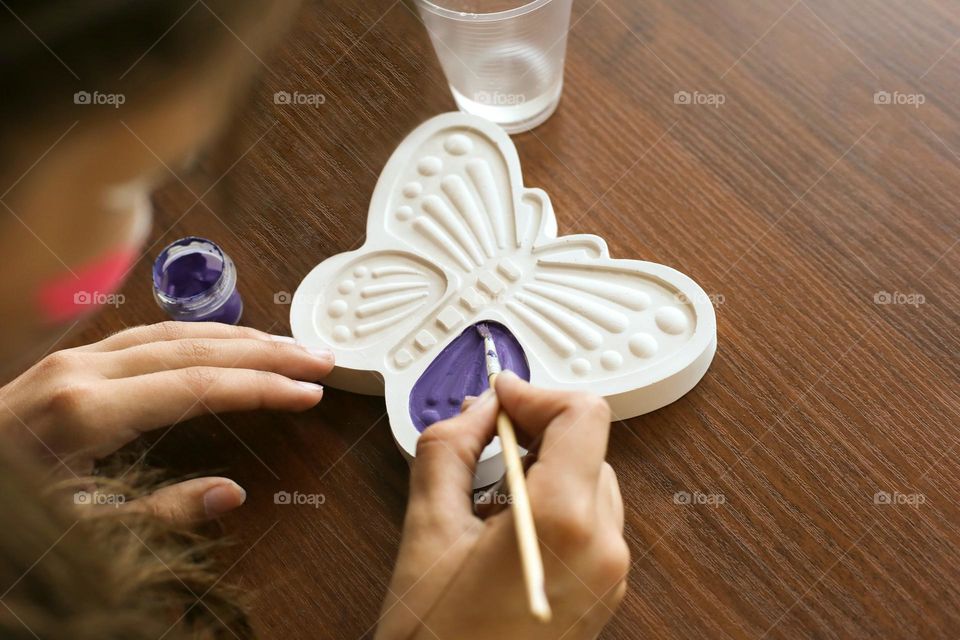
[65,1,960,637]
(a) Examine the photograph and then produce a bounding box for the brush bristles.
[475,322,492,339]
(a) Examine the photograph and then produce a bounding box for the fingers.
[3,325,333,465]
[94,337,334,381]
[494,371,611,486]
[81,321,281,352]
[91,367,324,445]
[598,462,625,533]
[117,477,246,524]
[408,389,499,523]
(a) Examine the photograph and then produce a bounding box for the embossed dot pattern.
[417,155,442,176]
[444,133,473,155]
[332,325,351,342]
[628,333,658,358]
[601,350,623,370]
[632,291,652,310]
[571,358,592,376]
[655,306,688,335]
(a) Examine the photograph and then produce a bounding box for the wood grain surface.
[59,1,960,638]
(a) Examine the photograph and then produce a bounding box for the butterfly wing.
[290,113,541,396]
[502,246,717,420]
[367,112,539,273]
[290,245,451,394]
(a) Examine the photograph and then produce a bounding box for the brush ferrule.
[482,335,502,378]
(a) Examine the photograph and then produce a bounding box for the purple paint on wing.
[410,321,530,432]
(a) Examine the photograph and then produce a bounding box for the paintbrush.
[476,322,552,623]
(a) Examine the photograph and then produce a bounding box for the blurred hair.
[0,449,252,639]
[0,2,277,636]
[0,0,263,149]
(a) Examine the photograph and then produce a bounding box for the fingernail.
[466,388,494,412]
[498,370,519,382]
[295,380,323,393]
[268,334,297,344]
[305,346,334,361]
[203,482,246,518]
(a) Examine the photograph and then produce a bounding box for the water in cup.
[416,0,573,133]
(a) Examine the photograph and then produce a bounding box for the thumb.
[117,477,246,524]
[408,388,499,522]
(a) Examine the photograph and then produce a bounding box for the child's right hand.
[376,371,629,640]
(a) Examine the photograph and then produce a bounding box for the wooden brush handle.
[489,372,552,622]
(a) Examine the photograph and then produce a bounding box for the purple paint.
[409,321,530,432]
[152,237,243,324]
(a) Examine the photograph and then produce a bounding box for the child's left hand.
[0,321,334,524]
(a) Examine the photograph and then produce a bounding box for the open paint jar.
[152,236,243,324]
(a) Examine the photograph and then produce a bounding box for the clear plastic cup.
[416,0,573,134]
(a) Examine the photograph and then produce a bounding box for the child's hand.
[376,372,628,640]
[0,322,333,523]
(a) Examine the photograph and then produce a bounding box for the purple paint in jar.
[152,237,243,324]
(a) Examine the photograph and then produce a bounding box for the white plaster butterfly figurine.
[291,112,717,486]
